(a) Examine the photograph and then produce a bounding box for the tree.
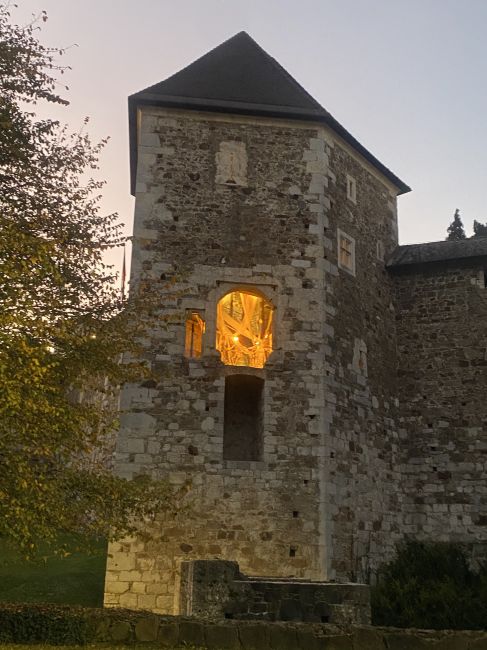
[372,541,487,630]
[472,220,487,238]
[0,4,174,557]
[446,209,466,241]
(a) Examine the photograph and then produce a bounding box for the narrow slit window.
[377,240,385,262]
[346,174,357,203]
[216,290,273,368]
[223,375,264,461]
[184,312,205,358]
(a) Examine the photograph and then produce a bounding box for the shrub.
[372,540,487,629]
[0,603,155,644]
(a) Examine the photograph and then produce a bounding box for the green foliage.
[0,604,209,647]
[372,540,487,630]
[0,4,178,557]
[0,603,100,645]
[0,647,208,650]
[473,220,487,238]
[446,209,466,240]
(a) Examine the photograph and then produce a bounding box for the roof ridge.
[140,31,249,96]
[397,237,487,248]
[239,32,324,112]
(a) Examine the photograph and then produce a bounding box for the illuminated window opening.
[184,312,205,358]
[216,290,273,368]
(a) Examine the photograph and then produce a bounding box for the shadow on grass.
[0,537,107,608]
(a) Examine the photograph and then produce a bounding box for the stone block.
[134,616,159,642]
[432,633,470,650]
[239,623,271,649]
[110,621,132,642]
[146,582,168,595]
[93,617,112,642]
[352,626,386,649]
[137,594,157,610]
[205,623,241,649]
[297,630,331,650]
[158,620,179,647]
[321,635,353,649]
[104,581,129,594]
[119,592,138,609]
[268,624,299,650]
[178,619,206,646]
[110,553,136,572]
[140,132,160,147]
[384,632,430,650]
[309,137,325,151]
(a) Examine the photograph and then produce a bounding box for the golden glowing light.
[185,312,205,358]
[216,290,273,368]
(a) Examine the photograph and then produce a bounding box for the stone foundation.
[179,560,370,625]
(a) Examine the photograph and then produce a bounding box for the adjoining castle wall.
[392,261,487,553]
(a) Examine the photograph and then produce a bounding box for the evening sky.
[14,0,487,275]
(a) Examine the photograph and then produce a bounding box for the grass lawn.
[0,538,107,607]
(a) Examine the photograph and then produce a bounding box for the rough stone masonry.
[104,32,487,615]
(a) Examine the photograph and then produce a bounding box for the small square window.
[346,174,357,204]
[337,228,356,276]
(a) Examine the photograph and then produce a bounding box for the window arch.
[216,290,273,368]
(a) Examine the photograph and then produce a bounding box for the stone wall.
[104,105,407,612]
[3,603,487,650]
[321,133,404,580]
[179,560,370,625]
[106,108,332,612]
[392,260,487,553]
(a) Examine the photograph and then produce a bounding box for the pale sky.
[14,0,487,275]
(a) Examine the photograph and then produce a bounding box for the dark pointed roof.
[129,32,410,196]
[134,31,324,116]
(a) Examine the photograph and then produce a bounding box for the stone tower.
[104,32,411,614]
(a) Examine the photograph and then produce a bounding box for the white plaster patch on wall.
[352,338,368,378]
[215,141,248,186]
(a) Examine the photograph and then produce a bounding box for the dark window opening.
[289,547,297,557]
[293,511,299,518]
[223,375,264,461]
[484,271,487,288]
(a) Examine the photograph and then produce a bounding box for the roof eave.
[129,96,411,197]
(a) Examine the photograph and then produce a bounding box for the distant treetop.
[473,220,487,238]
[446,209,466,241]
